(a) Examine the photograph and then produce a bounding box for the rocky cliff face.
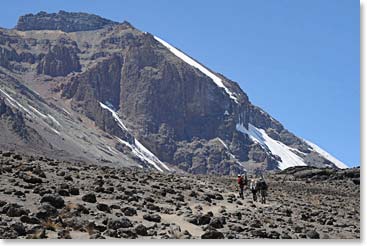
[15,11,118,32]
[0,11,349,174]
[37,44,81,77]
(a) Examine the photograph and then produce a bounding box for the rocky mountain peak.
[0,11,349,174]
[15,11,119,32]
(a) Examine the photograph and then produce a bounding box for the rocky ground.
[0,151,360,239]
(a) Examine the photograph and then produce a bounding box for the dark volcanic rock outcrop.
[37,45,81,77]
[15,11,118,32]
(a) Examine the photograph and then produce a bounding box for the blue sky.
[1,0,359,167]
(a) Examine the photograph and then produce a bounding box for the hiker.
[257,177,268,204]
[250,179,258,202]
[237,174,246,199]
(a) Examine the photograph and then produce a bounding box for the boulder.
[96,203,111,213]
[40,194,65,208]
[201,230,224,239]
[135,224,148,236]
[306,230,320,239]
[143,214,161,223]
[36,203,58,219]
[82,193,97,203]
[121,207,137,216]
[107,218,133,230]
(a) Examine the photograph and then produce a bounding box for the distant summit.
[0,11,348,174]
[15,10,119,32]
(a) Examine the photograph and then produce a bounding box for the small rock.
[58,189,70,196]
[69,187,80,195]
[135,224,148,236]
[294,225,303,233]
[36,203,58,219]
[10,222,26,236]
[58,229,72,239]
[122,207,137,216]
[143,214,161,223]
[40,194,65,208]
[201,230,224,239]
[64,175,73,181]
[306,230,320,239]
[20,215,40,224]
[209,217,225,228]
[97,203,111,213]
[198,214,211,225]
[146,203,160,212]
[2,204,29,217]
[23,174,42,184]
[82,193,97,203]
[108,217,133,229]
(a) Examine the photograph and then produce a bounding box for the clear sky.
[1,0,360,167]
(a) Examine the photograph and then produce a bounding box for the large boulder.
[143,214,161,223]
[201,230,224,239]
[82,193,97,203]
[40,194,65,209]
[107,218,133,230]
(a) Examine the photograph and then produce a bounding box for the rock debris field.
[0,151,360,239]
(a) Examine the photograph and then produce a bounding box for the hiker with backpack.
[237,173,247,199]
[250,178,258,202]
[256,177,268,204]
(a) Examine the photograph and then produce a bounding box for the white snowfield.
[236,123,308,170]
[216,137,229,149]
[304,139,348,169]
[29,105,47,118]
[236,123,349,170]
[47,114,62,127]
[100,102,170,172]
[153,36,239,103]
[0,88,31,115]
[99,102,128,131]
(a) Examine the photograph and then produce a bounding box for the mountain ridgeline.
[0,11,348,175]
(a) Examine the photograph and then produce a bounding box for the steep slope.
[0,11,348,174]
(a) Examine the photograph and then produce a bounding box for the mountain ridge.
[0,11,348,174]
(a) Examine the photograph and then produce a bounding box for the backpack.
[250,181,256,190]
[258,180,268,190]
[244,175,248,186]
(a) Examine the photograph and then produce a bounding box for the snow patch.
[304,139,348,169]
[99,102,128,131]
[117,137,169,172]
[29,105,47,118]
[62,108,71,115]
[236,123,308,170]
[50,127,60,135]
[0,88,31,115]
[154,36,239,103]
[100,101,169,172]
[216,138,228,149]
[4,98,19,109]
[135,139,170,171]
[48,114,62,127]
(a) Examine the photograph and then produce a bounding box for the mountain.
[0,11,348,175]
